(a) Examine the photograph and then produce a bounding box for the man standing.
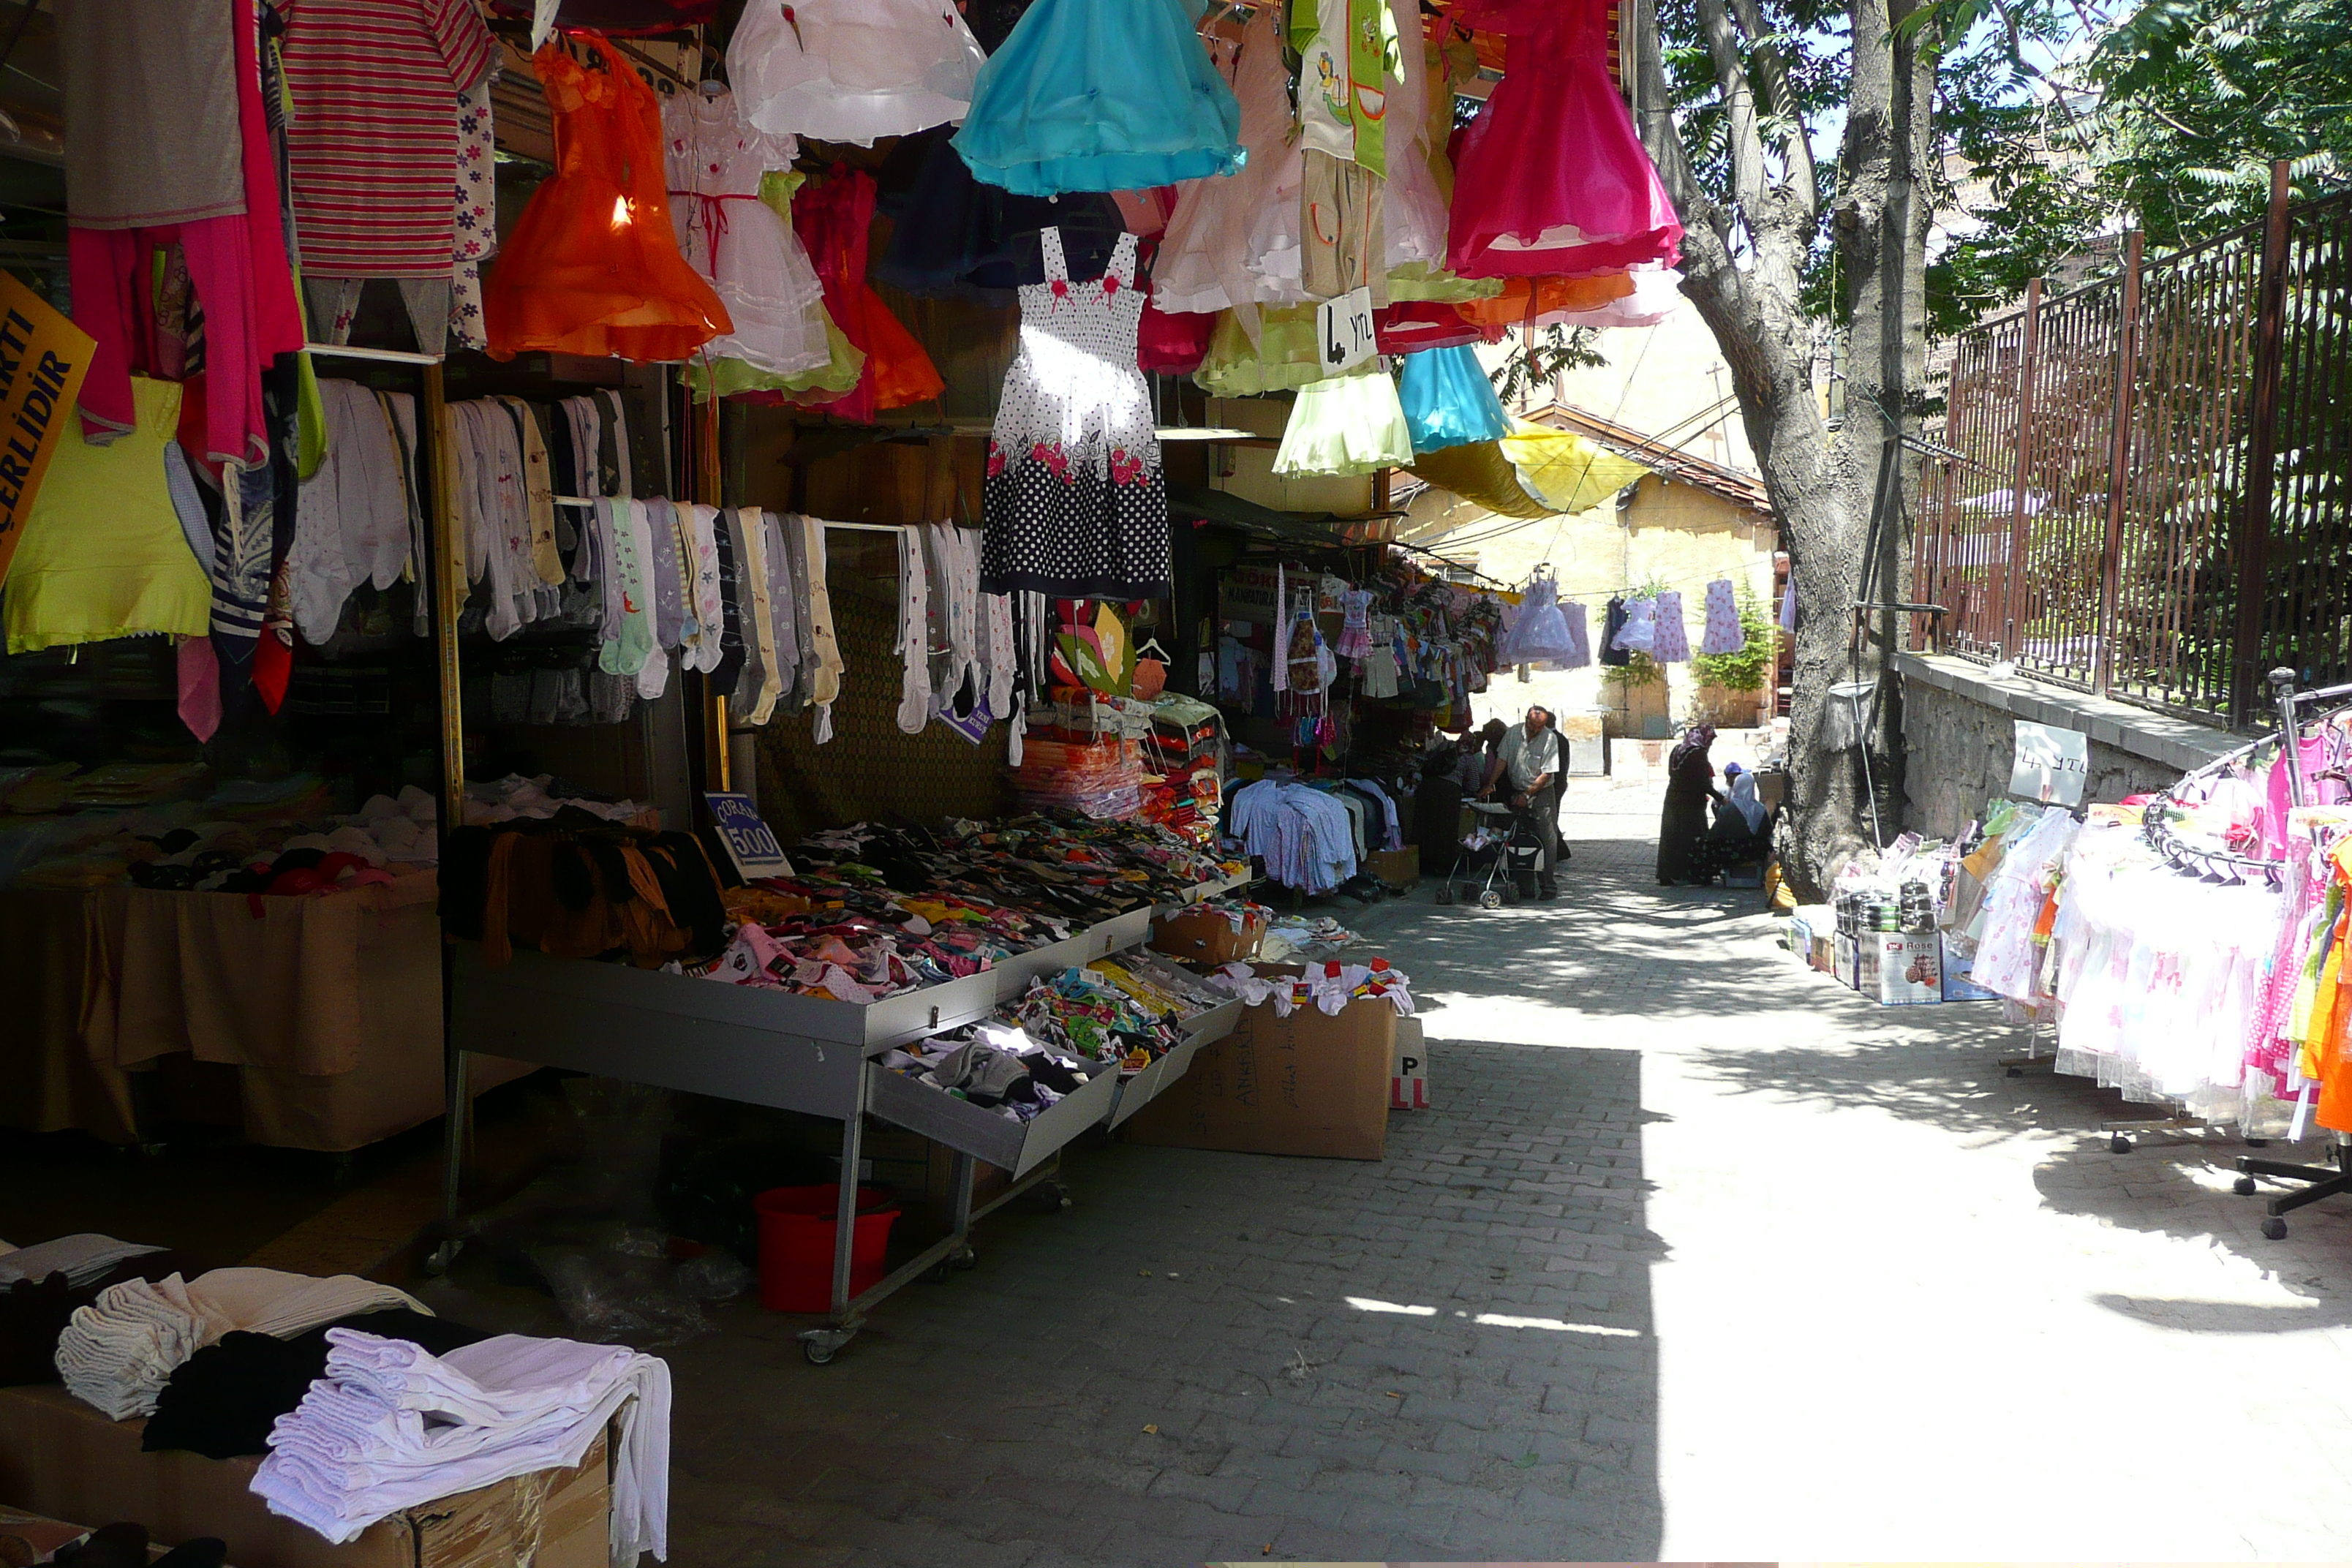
[1481,704,1562,900]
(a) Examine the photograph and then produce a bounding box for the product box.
[1367,847,1420,889]
[1864,932,1942,1006]
[1832,933,1860,989]
[1391,1016,1429,1110]
[0,1387,610,1568]
[1150,905,1267,965]
[1124,964,1394,1159]
[1940,934,2001,1002]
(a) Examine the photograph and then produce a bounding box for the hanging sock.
[896,526,933,734]
[176,636,222,743]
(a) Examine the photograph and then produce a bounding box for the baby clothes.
[1698,577,1745,655]
[1612,595,1656,655]
[1337,590,1374,660]
[896,527,933,734]
[1651,590,1690,662]
[1562,600,1592,668]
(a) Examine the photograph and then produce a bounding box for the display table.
[0,877,529,1153]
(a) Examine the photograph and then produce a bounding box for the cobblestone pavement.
[642,780,2352,1563]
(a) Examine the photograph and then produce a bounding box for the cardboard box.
[1123,965,1393,1159]
[1150,905,1266,964]
[1367,848,1420,889]
[1940,934,2000,1002]
[1863,932,1942,1006]
[0,1386,610,1568]
[1391,1017,1428,1110]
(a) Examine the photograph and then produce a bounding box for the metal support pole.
[948,1151,976,1240]
[2275,666,2310,810]
[425,361,472,1237]
[832,1069,867,1318]
[2233,160,2296,723]
[2002,277,2044,660]
[2095,233,2144,696]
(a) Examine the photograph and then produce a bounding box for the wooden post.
[2233,159,2295,723]
[424,361,470,1229]
[2002,277,2043,659]
[2095,233,2144,696]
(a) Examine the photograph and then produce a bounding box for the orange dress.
[485,38,731,362]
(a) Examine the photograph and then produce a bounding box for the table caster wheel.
[2110,1134,2132,1153]
[2234,1176,2259,1196]
[798,1327,854,1365]
[951,1245,980,1270]
[1030,1180,1071,1215]
[926,1259,953,1283]
[1434,887,1453,906]
[2261,1216,2288,1240]
[2005,1066,2023,1078]
[1478,889,1503,911]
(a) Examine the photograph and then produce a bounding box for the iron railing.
[1916,165,2352,726]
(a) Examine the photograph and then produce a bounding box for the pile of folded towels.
[253,1328,670,1565]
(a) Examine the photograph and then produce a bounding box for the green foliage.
[1690,580,1777,691]
[1487,325,1609,408]
[1603,651,1667,691]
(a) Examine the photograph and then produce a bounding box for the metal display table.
[442,892,1237,1362]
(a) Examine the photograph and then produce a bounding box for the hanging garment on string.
[1599,595,1631,667]
[980,229,1169,599]
[1651,590,1691,663]
[662,88,830,378]
[1613,595,1657,656]
[1447,0,1683,279]
[1149,10,1303,332]
[896,527,933,734]
[1561,600,1592,669]
[1699,578,1746,656]
[728,0,986,148]
[485,37,730,363]
[875,126,1127,303]
[1398,346,1512,453]
[952,0,1246,197]
[787,170,945,423]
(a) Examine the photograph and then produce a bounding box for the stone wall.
[1894,652,2239,840]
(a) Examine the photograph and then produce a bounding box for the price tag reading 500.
[705,792,794,881]
[1316,286,1377,375]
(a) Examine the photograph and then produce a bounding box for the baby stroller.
[1435,799,1548,909]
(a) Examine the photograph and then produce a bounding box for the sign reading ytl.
[1316,285,1376,376]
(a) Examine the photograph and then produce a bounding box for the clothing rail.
[304,342,442,366]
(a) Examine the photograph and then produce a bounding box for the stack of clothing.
[0,1235,166,1289]
[53,1268,425,1421]
[1007,737,1145,820]
[878,1023,1098,1123]
[1202,958,1417,1017]
[252,1328,669,1565]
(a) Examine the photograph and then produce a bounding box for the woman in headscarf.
[1698,760,1770,881]
[1656,723,1719,885]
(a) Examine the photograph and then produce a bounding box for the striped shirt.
[283,0,498,278]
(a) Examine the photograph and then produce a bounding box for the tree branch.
[1627,0,1736,253]
[1692,0,1781,226]
[1723,0,1823,219]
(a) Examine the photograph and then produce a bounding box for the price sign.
[2008,720,2088,806]
[705,792,793,881]
[1316,285,1376,375]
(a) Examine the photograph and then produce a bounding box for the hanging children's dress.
[1398,345,1512,453]
[1505,575,1577,666]
[1612,594,1656,655]
[663,88,829,378]
[1273,366,1414,477]
[874,126,1126,301]
[1194,305,1324,396]
[981,228,1169,598]
[953,0,1246,197]
[1698,577,1745,655]
[788,169,945,422]
[728,0,987,147]
[1562,599,1592,668]
[1651,589,1690,662]
[486,38,731,362]
[1149,10,1302,332]
[1447,0,1683,279]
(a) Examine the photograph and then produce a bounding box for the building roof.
[1518,401,1773,514]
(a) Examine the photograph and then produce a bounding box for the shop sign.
[0,274,94,593]
[2009,720,2087,805]
[1316,285,1376,375]
[1221,563,1281,623]
[705,792,793,881]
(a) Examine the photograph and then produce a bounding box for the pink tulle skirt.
[1447,2,1683,279]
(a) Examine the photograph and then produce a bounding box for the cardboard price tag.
[705,792,793,881]
[1316,285,1376,375]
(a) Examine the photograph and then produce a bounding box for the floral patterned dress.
[981,227,1169,598]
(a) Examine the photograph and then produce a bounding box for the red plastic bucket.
[753,1185,900,1313]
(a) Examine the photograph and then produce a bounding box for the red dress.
[788,170,943,422]
[1446,0,1682,279]
[485,38,731,362]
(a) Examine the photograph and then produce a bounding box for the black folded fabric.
[143,1308,494,1460]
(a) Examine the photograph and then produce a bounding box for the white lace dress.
[663,90,829,377]
[981,228,1169,598]
[728,0,986,146]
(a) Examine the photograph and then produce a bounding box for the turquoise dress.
[1399,346,1512,453]
[952,0,1245,197]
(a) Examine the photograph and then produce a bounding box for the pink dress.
[1446,0,1683,279]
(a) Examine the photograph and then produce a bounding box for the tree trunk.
[1625,0,1934,898]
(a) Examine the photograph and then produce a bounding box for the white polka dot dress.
[981,227,1170,599]
[1698,576,1745,655]
[1651,590,1690,662]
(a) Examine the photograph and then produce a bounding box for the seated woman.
[1696,761,1771,882]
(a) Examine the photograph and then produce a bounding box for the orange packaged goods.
[486,37,731,362]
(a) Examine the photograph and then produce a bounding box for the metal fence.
[1915,166,2352,726]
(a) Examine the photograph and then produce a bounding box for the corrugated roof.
[1519,401,1773,513]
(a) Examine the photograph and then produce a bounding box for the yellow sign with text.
[0,272,94,591]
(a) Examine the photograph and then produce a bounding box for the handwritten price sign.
[1316,285,1376,375]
